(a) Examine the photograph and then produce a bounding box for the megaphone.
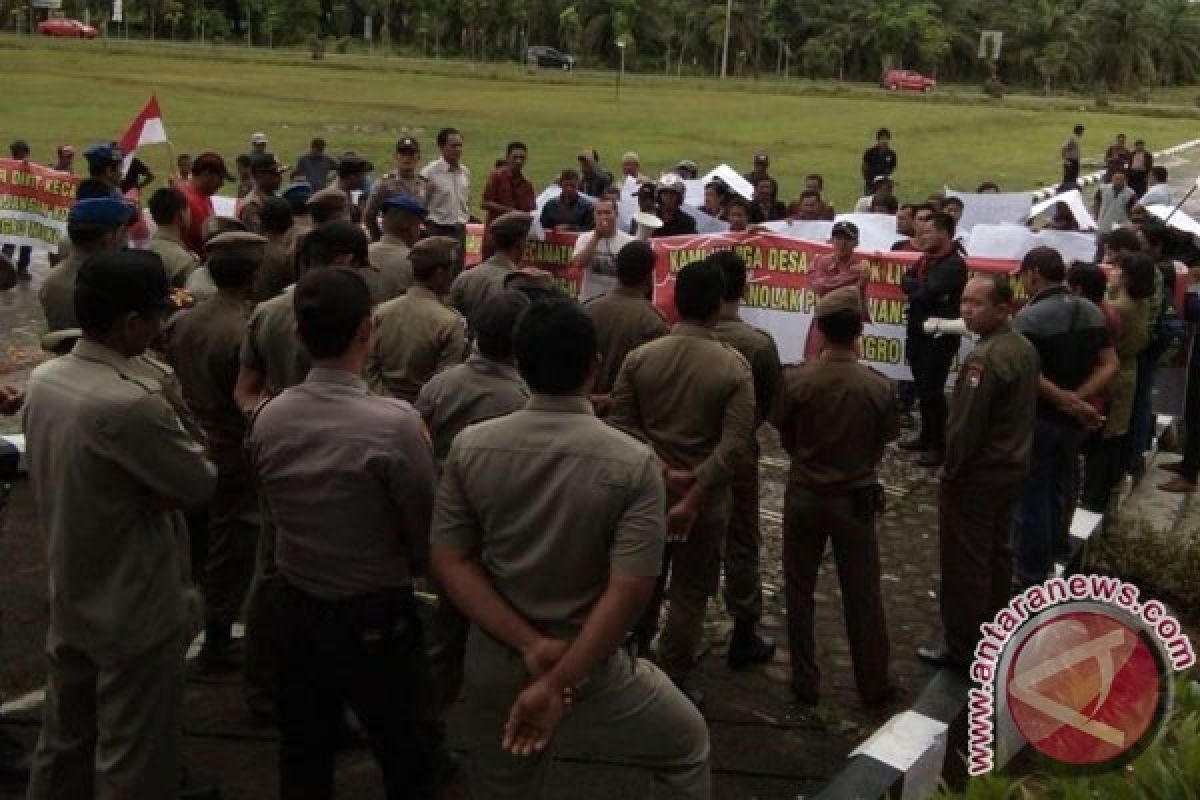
[634,211,663,241]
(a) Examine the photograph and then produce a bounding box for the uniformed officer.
[282,182,315,239]
[236,153,288,234]
[251,197,296,303]
[582,240,668,400]
[306,185,352,227]
[248,267,440,798]
[362,136,428,241]
[367,236,468,402]
[708,250,783,669]
[414,290,530,710]
[448,211,531,333]
[82,143,124,193]
[24,249,216,799]
[39,197,137,334]
[431,300,710,799]
[368,195,426,303]
[609,260,755,707]
[146,187,202,288]
[164,231,267,674]
[772,285,898,710]
[917,274,1039,672]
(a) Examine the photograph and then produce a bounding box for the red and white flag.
[117,95,169,159]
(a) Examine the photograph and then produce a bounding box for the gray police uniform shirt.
[248,368,436,600]
[24,340,216,665]
[431,394,665,633]
[414,353,530,466]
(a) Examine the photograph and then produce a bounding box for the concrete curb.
[1030,138,1200,202]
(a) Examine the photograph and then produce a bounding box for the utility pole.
[719,0,732,79]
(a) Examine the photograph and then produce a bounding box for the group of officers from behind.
[15,165,1105,799]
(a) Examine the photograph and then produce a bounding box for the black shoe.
[898,436,926,451]
[727,628,777,670]
[0,729,30,786]
[916,645,969,674]
[917,450,943,467]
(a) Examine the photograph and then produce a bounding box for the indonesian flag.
[117,95,169,163]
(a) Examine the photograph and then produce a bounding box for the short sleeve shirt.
[573,230,634,302]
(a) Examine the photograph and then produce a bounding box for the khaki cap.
[490,211,532,240]
[306,186,349,211]
[207,231,267,257]
[815,285,862,319]
[411,236,458,273]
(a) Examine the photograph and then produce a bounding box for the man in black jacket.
[900,212,968,467]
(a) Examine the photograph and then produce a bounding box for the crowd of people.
[0,120,1198,800]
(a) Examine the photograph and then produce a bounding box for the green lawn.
[2,34,1199,210]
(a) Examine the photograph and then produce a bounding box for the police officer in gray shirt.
[247,267,441,798]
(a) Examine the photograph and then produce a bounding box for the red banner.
[0,159,79,251]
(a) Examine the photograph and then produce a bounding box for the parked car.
[526,45,576,70]
[37,17,98,38]
[881,69,935,92]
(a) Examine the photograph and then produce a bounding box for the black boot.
[727,621,777,669]
[0,727,30,786]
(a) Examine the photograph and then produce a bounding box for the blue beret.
[381,195,427,216]
[68,197,137,227]
[83,144,123,169]
[282,182,314,200]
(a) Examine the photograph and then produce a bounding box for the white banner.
[944,188,1033,233]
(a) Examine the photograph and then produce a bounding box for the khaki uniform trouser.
[939,478,1021,665]
[722,454,763,625]
[26,629,185,800]
[657,490,731,679]
[204,441,259,637]
[463,626,711,799]
[783,484,890,706]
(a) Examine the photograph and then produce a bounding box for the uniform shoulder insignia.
[963,363,985,388]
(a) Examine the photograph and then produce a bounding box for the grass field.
[2,34,1200,210]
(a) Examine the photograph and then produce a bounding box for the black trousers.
[909,333,959,451]
[1062,159,1081,188]
[278,582,439,800]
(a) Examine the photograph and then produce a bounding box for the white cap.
[251,132,268,145]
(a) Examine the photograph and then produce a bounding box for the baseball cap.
[831,221,859,240]
[338,151,373,172]
[621,151,640,164]
[68,197,137,228]
[76,249,173,316]
[395,137,420,153]
[754,153,769,165]
[815,285,862,319]
[282,182,314,201]
[250,132,269,145]
[676,159,698,173]
[192,152,235,181]
[381,195,427,217]
[83,143,123,170]
[250,153,288,173]
[58,144,75,157]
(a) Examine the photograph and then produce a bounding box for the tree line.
[12,0,1200,91]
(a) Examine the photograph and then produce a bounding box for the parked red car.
[37,18,98,39]
[881,69,936,92]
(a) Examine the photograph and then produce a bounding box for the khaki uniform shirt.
[368,234,415,302]
[236,188,272,234]
[163,293,252,449]
[147,229,201,288]
[431,394,665,632]
[39,247,88,332]
[583,286,670,395]
[362,172,429,239]
[414,353,529,465]
[251,236,295,303]
[609,322,755,489]
[713,314,783,429]
[772,350,897,490]
[248,368,436,600]
[23,340,216,665]
[420,158,471,227]
[366,286,467,403]
[240,286,311,396]
[448,254,516,331]
[943,322,1040,483]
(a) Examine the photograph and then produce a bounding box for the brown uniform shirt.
[414,353,529,466]
[943,322,1040,483]
[240,286,310,396]
[366,286,467,403]
[251,235,295,303]
[448,253,516,331]
[39,247,88,332]
[248,368,436,599]
[163,293,251,447]
[609,322,755,489]
[773,350,897,490]
[584,286,670,395]
[713,314,783,429]
[237,188,272,234]
[367,234,414,302]
[147,228,201,288]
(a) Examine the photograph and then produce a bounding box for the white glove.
[923,317,969,337]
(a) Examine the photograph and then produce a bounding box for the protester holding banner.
[803,221,870,362]
[179,152,233,255]
[571,197,633,301]
[900,212,968,467]
[539,170,594,233]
